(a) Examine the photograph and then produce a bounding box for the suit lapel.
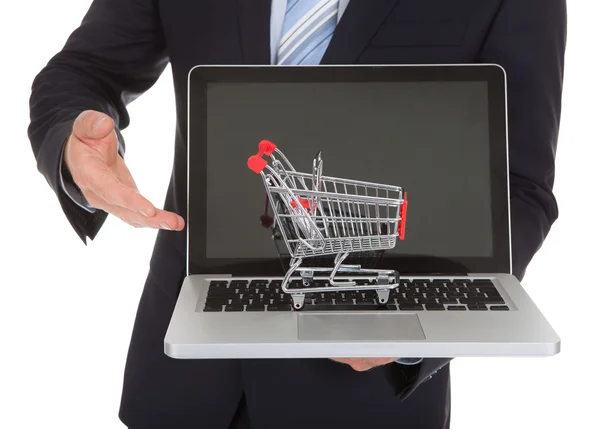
[237,0,272,64]
[321,0,401,64]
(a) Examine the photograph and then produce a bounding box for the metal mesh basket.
[248,140,408,309]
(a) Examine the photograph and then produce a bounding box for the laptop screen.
[188,66,510,276]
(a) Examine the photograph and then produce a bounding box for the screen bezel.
[187,65,510,276]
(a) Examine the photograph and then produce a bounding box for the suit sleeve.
[28,0,168,243]
[386,0,567,399]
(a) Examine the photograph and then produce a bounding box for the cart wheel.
[260,214,274,228]
[376,289,390,305]
[292,294,305,310]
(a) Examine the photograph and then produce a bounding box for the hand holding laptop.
[64,110,184,231]
[331,358,398,371]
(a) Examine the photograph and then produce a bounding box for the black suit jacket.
[28,1,566,428]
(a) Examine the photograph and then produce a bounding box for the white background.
[1,1,598,428]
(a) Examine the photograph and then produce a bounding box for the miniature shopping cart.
[247,140,408,310]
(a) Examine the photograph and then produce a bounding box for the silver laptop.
[164,64,560,359]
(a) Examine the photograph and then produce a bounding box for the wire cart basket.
[247,140,408,310]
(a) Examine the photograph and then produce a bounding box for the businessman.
[28,0,566,428]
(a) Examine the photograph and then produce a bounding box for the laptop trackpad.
[298,313,425,341]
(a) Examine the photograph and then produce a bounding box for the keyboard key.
[466,292,486,298]
[230,280,248,288]
[211,288,232,295]
[466,283,481,290]
[467,304,488,311]
[472,281,495,288]
[287,280,303,289]
[203,304,223,312]
[485,297,505,304]
[447,305,467,311]
[406,292,422,298]
[363,291,377,299]
[267,304,292,311]
[280,294,292,304]
[446,292,464,299]
[490,305,510,311]
[224,304,244,312]
[205,297,229,305]
[425,304,445,311]
[303,304,396,311]
[460,297,505,305]
[481,289,502,297]
[399,304,424,311]
[450,281,468,287]
[246,303,265,311]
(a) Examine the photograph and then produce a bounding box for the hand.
[331,358,398,372]
[65,110,184,230]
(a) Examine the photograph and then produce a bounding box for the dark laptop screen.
[188,66,509,275]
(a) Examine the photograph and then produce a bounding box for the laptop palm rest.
[297,313,425,341]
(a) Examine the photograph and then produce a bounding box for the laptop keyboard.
[203,279,509,312]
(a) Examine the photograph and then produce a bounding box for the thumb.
[72,110,115,141]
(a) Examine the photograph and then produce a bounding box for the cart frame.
[248,140,408,309]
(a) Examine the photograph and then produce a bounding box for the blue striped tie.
[277,0,340,65]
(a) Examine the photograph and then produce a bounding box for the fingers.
[86,189,184,230]
[110,205,185,230]
[331,358,398,372]
[72,110,115,141]
[83,164,155,216]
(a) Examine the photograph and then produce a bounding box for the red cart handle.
[248,140,278,174]
[398,192,408,240]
